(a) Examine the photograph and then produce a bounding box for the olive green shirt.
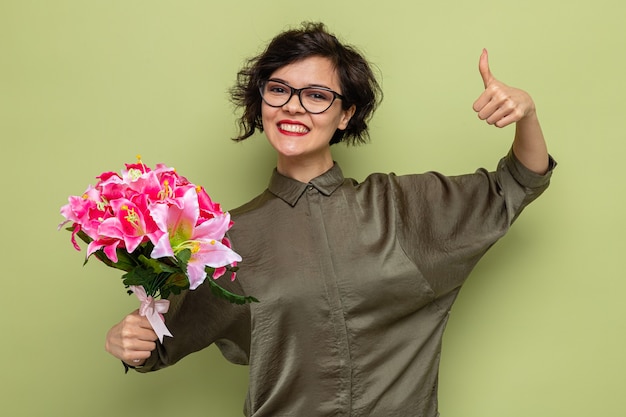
[139,150,555,417]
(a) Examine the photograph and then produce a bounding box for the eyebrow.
[268,78,335,91]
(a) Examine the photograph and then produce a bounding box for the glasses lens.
[300,88,335,114]
[262,81,292,107]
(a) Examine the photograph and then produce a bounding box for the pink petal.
[151,232,174,258]
[192,213,231,241]
[185,239,241,289]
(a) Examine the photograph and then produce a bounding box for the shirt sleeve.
[391,149,556,298]
[135,275,251,373]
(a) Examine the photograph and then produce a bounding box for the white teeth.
[279,123,309,133]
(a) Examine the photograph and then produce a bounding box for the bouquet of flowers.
[59,156,255,342]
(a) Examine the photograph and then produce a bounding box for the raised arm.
[472,49,550,174]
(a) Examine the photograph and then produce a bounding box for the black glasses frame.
[259,79,345,114]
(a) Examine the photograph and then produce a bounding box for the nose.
[282,92,306,114]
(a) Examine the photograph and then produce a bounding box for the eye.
[265,82,289,96]
[304,89,333,102]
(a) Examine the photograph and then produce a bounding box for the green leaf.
[165,273,190,288]
[159,273,190,299]
[138,255,179,274]
[205,278,258,305]
[121,265,160,293]
[176,249,191,265]
[159,286,171,299]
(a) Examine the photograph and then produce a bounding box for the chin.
[269,136,304,153]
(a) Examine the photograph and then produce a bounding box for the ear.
[338,105,356,130]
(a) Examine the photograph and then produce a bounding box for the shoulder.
[356,170,460,196]
[229,189,275,219]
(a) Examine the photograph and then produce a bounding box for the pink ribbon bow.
[130,285,173,343]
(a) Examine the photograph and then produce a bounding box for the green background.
[2,0,624,416]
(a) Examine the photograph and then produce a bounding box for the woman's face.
[261,56,355,170]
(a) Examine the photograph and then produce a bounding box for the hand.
[472,49,536,128]
[105,310,158,367]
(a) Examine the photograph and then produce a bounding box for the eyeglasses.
[259,79,345,114]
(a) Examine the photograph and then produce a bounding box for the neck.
[276,154,334,183]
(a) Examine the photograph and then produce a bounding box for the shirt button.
[307,185,315,191]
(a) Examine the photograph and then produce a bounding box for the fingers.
[480,101,522,128]
[478,48,493,88]
[474,86,520,128]
[474,81,534,128]
[105,310,158,364]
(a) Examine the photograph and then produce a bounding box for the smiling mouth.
[278,123,310,134]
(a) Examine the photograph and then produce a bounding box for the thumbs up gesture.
[472,49,536,128]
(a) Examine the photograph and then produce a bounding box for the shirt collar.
[268,163,345,207]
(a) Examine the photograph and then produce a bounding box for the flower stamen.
[96,197,108,212]
[127,168,142,181]
[122,205,140,228]
[136,154,147,174]
[191,242,201,253]
[158,180,172,200]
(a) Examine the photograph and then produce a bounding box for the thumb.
[479,48,494,88]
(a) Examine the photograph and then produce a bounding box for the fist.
[105,310,158,365]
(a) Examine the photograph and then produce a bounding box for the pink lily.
[59,186,112,249]
[196,185,228,223]
[121,167,163,201]
[86,235,124,263]
[150,187,242,289]
[95,194,163,261]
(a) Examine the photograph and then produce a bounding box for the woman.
[105,22,555,416]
